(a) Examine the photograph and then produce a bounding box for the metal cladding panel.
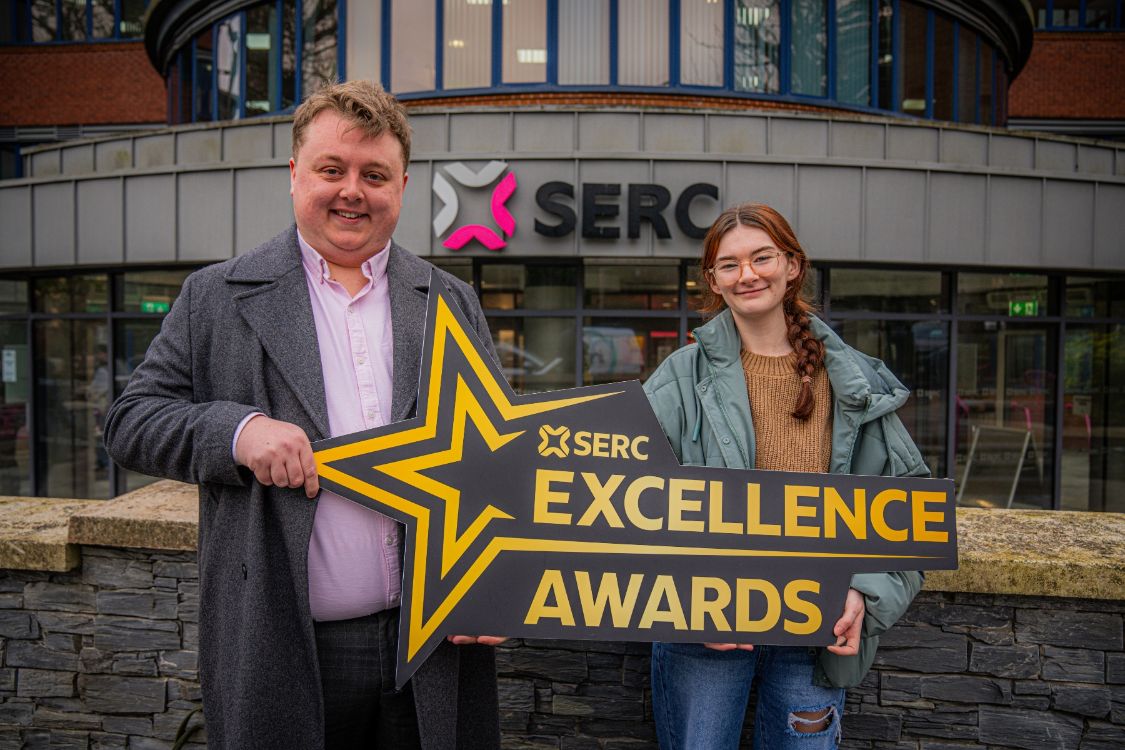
[178,171,234,261]
[33,182,75,266]
[395,161,432,255]
[887,126,938,163]
[513,113,575,154]
[1078,145,1114,176]
[577,160,651,256]
[651,161,723,258]
[135,134,176,169]
[235,167,293,254]
[987,176,1042,265]
[0,187,32,267]
[1094,184,1125,270]
[864,169,925,262]
[410,115,447,155]
[31,150,60,178]
[769,118,828,158]
[797,166,861,260]
[177,129,222,165]
[1036,140,1076,173]
[124,174,176,263]
[726,163,794,218]
[61,145,95,176]
[707,115,767,155]
[449,113,511,153]
[95,140,133,172]
[644,114,705,154]
[492,160,577,258]
[990,135,1034,169]
[577,113,641,153]
[223,125,273,162]
[273,122,294,160]
[940,130,988,167]
[829,122,885,159]
[1118,151,1125,176]
[77,179,123,264]
[928,172,986,264]
[1042,180,1094,269]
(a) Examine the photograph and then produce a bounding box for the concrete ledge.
[68,480,197,552]
[0,496,99,572]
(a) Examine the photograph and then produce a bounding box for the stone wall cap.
[67,480,197,552]
[0,496,100,572]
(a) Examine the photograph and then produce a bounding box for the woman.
[643,204,927,749]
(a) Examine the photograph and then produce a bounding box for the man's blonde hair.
[291,80,411,170]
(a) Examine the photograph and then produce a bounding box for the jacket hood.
[692,309,910,422]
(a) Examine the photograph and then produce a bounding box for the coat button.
[385,535,395,546]
[700,385,708,393]
[722,437,731,445]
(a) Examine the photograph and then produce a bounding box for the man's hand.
[234,415,319,499]
[826,587,866,656]
[447,635,508,646]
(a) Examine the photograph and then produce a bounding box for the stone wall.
[0,546,202,750]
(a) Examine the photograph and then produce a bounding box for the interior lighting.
[246,33,271,50]
[448,39,466,47]
[516,48,547,63]
[902,98,926,111]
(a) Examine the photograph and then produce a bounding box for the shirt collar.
[297,230,391,286]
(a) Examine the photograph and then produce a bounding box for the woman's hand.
[703,642,754,651]
[826,588,865,656]
[447,635,509,646]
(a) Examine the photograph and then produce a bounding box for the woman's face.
[706,225,799,323]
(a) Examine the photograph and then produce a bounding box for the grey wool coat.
[104,226,502,750]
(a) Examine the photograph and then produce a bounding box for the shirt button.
[356,356,366,365]
[385,534,395,546]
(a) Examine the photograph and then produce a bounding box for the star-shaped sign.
[314,274,958,688]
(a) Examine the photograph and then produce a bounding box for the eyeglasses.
[708,251,789,280]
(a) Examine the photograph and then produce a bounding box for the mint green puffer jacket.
[642,309,928,688]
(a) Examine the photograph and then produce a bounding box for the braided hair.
[699,203,825,421]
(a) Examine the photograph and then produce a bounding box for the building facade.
[0,0,1123,515]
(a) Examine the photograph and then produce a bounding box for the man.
[105,81,501,749]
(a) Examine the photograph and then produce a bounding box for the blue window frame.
[1031,0,1124,29]
[3,0,149,44]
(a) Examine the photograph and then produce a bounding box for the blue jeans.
[651,643,845,750]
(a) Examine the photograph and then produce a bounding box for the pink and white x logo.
[432,161,518,251]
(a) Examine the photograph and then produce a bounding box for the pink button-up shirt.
[298,232,401,620]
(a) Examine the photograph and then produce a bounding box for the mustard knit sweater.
[739,350,833,473]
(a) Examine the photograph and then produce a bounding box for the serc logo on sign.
[432,161,517,251]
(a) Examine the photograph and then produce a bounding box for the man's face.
[289,110,408,265]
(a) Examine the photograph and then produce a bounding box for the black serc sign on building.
[535,181,720,239]
[313,275,958,688]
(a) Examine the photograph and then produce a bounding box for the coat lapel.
[227,227,331,440]
[387,242,433,422]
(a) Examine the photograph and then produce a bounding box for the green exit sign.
[140,300,170,314]
[1008,299,1039,317]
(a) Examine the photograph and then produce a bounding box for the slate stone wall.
[1,550,1123,750]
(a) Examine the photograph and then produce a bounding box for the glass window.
[584,263,679,310]
[836,0,871,106]
[1029,0,1048,28]
[932,13,953,120]
[957,273,1048,317]
[686,264,705,313]
[34,320,112,499]
[193,29,215,122]
[955,321,1057,510]
[31,0,56,42]
[1062,325,1125,512]
[1053,0,1080,27]
[898,2,926,114]
[0,280,28,314]
[681,0,724,87]
[246,4,278,116]
[979,45,994,126]
[558,0,609,85]
[91,0,115,38]
[33,275,109,314]
[431,259,473,287]
[790,0,827,97]
[0,322,30,496]
[503,0,547,84]
[1066,276,1125,318]
[120,0,146,38]
[301,0,338,97]
[830,269,944,314]
[490,317,576,394]
[391,0,436,92]
[119,270,191,314]
[282,0,297,107]
[0,4,15,43]
[876,0,894,110]
[481,264,577,310]
[444,0,492,89]
[734,0,780,93]
[996,61,1008,126]
[956,26,976,123]
[584,318,678,385]
[835,319,948,477]
[60,0,85,40]
[618,0,669,86]
[113,319,164,494]
[1085,0,1118,28]
[216,13,243,120]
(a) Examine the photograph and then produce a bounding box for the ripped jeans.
[651,643,845,750]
